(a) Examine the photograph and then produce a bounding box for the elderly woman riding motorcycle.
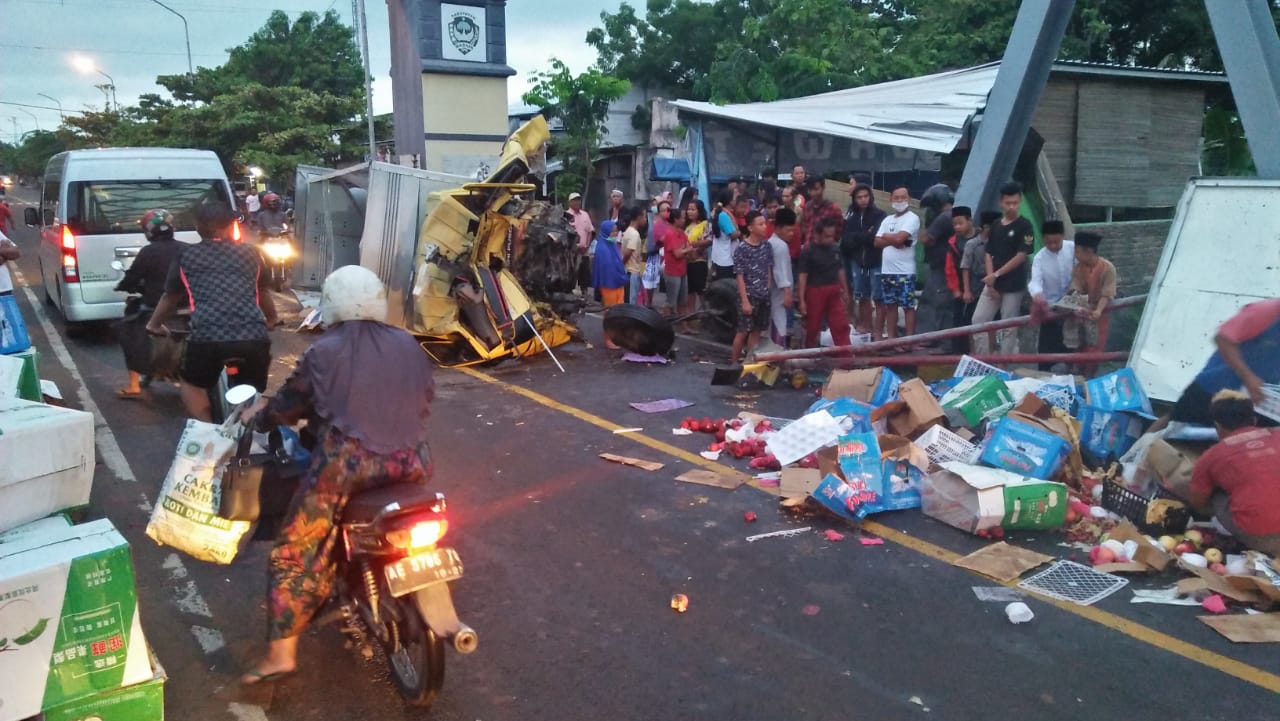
[238,265,436,684]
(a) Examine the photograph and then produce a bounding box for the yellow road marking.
[455,366,1280,695]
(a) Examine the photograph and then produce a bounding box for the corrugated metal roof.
[1051,58,1229,83]
[671,60,1225,155]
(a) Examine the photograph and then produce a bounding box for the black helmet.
[921,183,955,212]
[195,202,238,239]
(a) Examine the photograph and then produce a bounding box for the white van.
[25,148,236,330]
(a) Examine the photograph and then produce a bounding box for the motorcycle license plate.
[385,547,463,597]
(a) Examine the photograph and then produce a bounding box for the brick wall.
[1076,219,1172,297]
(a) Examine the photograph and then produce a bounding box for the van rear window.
[65,179,232,235]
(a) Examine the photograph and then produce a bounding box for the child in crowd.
[797,218,851,348]
[731,211,774,364]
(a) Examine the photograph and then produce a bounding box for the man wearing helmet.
[147,202,279,421]
[257,192,289,235]
[113,210,186,398]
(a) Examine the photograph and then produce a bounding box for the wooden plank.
[1075,80,1153,207]
[599,453,665,472]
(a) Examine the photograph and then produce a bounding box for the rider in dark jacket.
[840,182,888,333]
[113,209,185,397]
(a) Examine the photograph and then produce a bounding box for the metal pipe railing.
[755,293,1147,363]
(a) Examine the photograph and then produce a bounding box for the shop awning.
[649,157,693,181]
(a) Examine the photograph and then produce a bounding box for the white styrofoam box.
[0,399,95,534]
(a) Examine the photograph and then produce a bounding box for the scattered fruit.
[1183,529,1204,547]
[1209,562,1228,576]
[1092,546,1117,565]
[1174,541,1197,556]
[1157,535,1177,552]
[1204,548,1224,564]
[744,511,757,523]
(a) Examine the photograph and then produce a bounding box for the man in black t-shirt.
[970,181,1034,354]
[919,184,956,335]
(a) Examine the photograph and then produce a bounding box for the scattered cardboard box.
[40,646,166,721]
[674,469,743,490]
[599,453,665,471]
[981,413,1072,480]
[1198,613,1280,643]
[821,367,900,406]
[919,462,1068,535]
[871,378,944,439]
[940,375,1014,427]
[0,519,152,721]
[1106,522,1174,572]
[779,468,823,499]
[0,399,95,534]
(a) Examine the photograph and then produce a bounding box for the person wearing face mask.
[874,187,921,341]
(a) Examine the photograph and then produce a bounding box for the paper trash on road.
[1130,587,1201,606]
[601,453,665,471]
[1198,613,1280,643]
[765,410,845,467]
[629,398,694,413]
[745,527,811,542]
[953,542,1054,583]
[675,469,744,490]
[972,586,1026,603]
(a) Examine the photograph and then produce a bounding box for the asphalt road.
[3,185,1278,721]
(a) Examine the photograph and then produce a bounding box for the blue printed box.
[980,416,1070,480]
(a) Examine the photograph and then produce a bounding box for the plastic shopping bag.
[0,293,32,354]
[146,417,253,564]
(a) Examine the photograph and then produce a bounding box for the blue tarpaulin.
[649,157,692,181]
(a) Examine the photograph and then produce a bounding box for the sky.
[0,0,626,142]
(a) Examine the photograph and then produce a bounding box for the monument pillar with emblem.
[387,0,515,175]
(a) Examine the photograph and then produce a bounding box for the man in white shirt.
[1028,220,1075,366]
[767,208,797,346]
[873,186,922,340]
[567,192,595,296]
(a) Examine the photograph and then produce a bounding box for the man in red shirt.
[1182,391,1280,555]
[796,178,843,259]
[0,201,14,233]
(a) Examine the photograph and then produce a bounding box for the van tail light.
[61,226,80,282]
[232,219,242,243]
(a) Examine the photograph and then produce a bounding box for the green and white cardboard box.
[0,398,95,534]
[40,646,165,721]
[920,461,1068,534]
[0,519,151,721]
[0,515,72,544]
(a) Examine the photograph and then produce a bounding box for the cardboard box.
[980,414,1072,480]
[919,462,1068,534]
[1144,439,1206,499]
[821,367,900,406]
[871,378,944,439]
[940,375,1014,428]
[1085,368,1152,414]
[873,436,929,512]
[779,468,823,499]
[816,446,842,481]
[807,396,875,432]
[0,519,152,721]
[1107,521,1174,572]
[1076,404,1144,461]
[40,647,165,721]
[0,514,72,544]
[0,399,95,534]
[810,473,876,524]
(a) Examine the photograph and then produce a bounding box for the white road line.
[11,266,137,483]
[13,266,269,719]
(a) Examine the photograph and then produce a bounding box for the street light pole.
[148,0,193,78]
[37,93,65,120]
[99,70,119,112]
[356,0,377,160]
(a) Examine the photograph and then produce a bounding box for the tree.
[52,10,370,188]
[5,131,66,178]
[521,58,630,202]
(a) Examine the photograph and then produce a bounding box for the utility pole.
[9,117,18,144]
[356,0,377,160]
[148,0,193,79]
[37,93,65,120]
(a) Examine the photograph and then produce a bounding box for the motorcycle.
[227,385,476,708]
[258,224,296,292]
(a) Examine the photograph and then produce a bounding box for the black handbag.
[219,428,303,523]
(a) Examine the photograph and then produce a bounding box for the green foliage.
[587,0,1280,103]
[19,9,371,189]
[1,131,66,177]
[522,58,630,202]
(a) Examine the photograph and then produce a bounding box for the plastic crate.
[1100,482,1191,535]
[915,425,979,465]
[953,354,1011,379]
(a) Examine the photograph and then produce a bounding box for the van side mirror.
[24,207,38,227]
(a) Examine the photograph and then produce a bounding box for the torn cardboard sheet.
[599,453,665,471]
[675,469,744,490]
[953,542,1054,583]
[766,411,845,467]
[972,586,1026,603]
[629,398,693,413]
[1198,613,1280,643]
[780,468,823,499]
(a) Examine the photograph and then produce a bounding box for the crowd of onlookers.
[566,165,1117,365]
